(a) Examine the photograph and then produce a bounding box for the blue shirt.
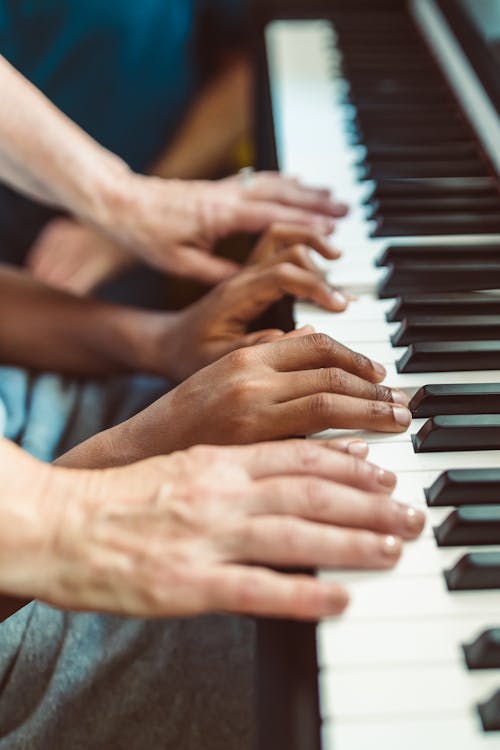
[0,0,244,171]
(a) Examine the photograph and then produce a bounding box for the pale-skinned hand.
[12,439,424,620]
[107,172,348,283]
[26,217,135,295]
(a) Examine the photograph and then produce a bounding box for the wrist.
[0,440,69,599]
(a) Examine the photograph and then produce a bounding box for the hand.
[19,440,424,620]
[113,334,412,462]
[108,172,349,284]
[26,218,135,295]
[157,225,348,381]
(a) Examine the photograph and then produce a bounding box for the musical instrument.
[258,1,500,748]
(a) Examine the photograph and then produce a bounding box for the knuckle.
[367,494,393,530]
[323,367,348,393]
[349,529,377,563]
[366,399,392,422]
[308,332,335,357]
[374,384,394,403]
[226,347,253,371]
[280,517,303,555]
[302,479,332,518]
[290,244,308,264]
[232,571,262,611]
[308,392,333,421]
[350,348,371,373]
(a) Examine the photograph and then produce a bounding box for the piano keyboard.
[265,1,500,748]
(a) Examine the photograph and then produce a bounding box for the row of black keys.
[410,384,500,451]
[376,243,500,373]
[377,243,500,298]
[330,14,500,236]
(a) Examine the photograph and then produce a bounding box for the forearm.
[55,395,171,469]
[0,56,129,226]
[151,55,252,180]
[0,439,54,614]
[0,265,175,376]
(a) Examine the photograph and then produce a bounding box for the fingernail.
[392,405,412,427]
[330,289,347,307]
[381,535,402,558]
[322,586,350,616]
[394,502,425,534]
[391,388,410,406]
[347,440,369,457]
[298,324,316,333]
[377,467,397,489]
[372,361,386,379]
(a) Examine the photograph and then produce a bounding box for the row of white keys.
[267,18,500,750]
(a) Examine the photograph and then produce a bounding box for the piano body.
[255,1,500,748]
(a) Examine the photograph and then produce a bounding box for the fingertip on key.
[372,361,387,380]
[347,440,369,458]
[381,535,402,561]
[392,405,412,428]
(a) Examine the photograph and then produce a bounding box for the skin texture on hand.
[58,333,411,470]
[6,438,424,621]
[149,224,348,382]
[26,218,135,295]
[106,172,349,284]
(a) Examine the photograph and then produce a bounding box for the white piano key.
[320,662,500,720]
[317,574,500,621]
[267,18,500,750]
[318,615,500,668]
[367,443,500,473]
[323,716,500,750]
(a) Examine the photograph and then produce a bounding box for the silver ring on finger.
[239,166,256,190]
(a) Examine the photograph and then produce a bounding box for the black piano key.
[386,294,500,322]
[445,552,500,590]
[376,245,500,268]
[434,506,500,547]
[410,384,500,418]
[378,261,500,297]
[478,690,500,731]
[369,196,500,221]
[425,468,500,507]
[354,124,470,147]
[372,213,500,237]
[464,629,500,670]
[412,415,500,453]
[360,160,487,181]
[368,176,498,200]
[397,341,500,374]
[391,315,500,346]
[361,141,479,161]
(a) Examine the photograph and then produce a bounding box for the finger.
[153,247,240,284]
[272,393,413,434]
[276,367,409,405]
[234,201,337,235]
[235,517,403,569]
[200,565,349,620]
[256,333,386,382]
[262,262,348,312]
[250,224,342,264]
[214,440,397,489]
[246,176,349,217]
[252,480,425,539]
